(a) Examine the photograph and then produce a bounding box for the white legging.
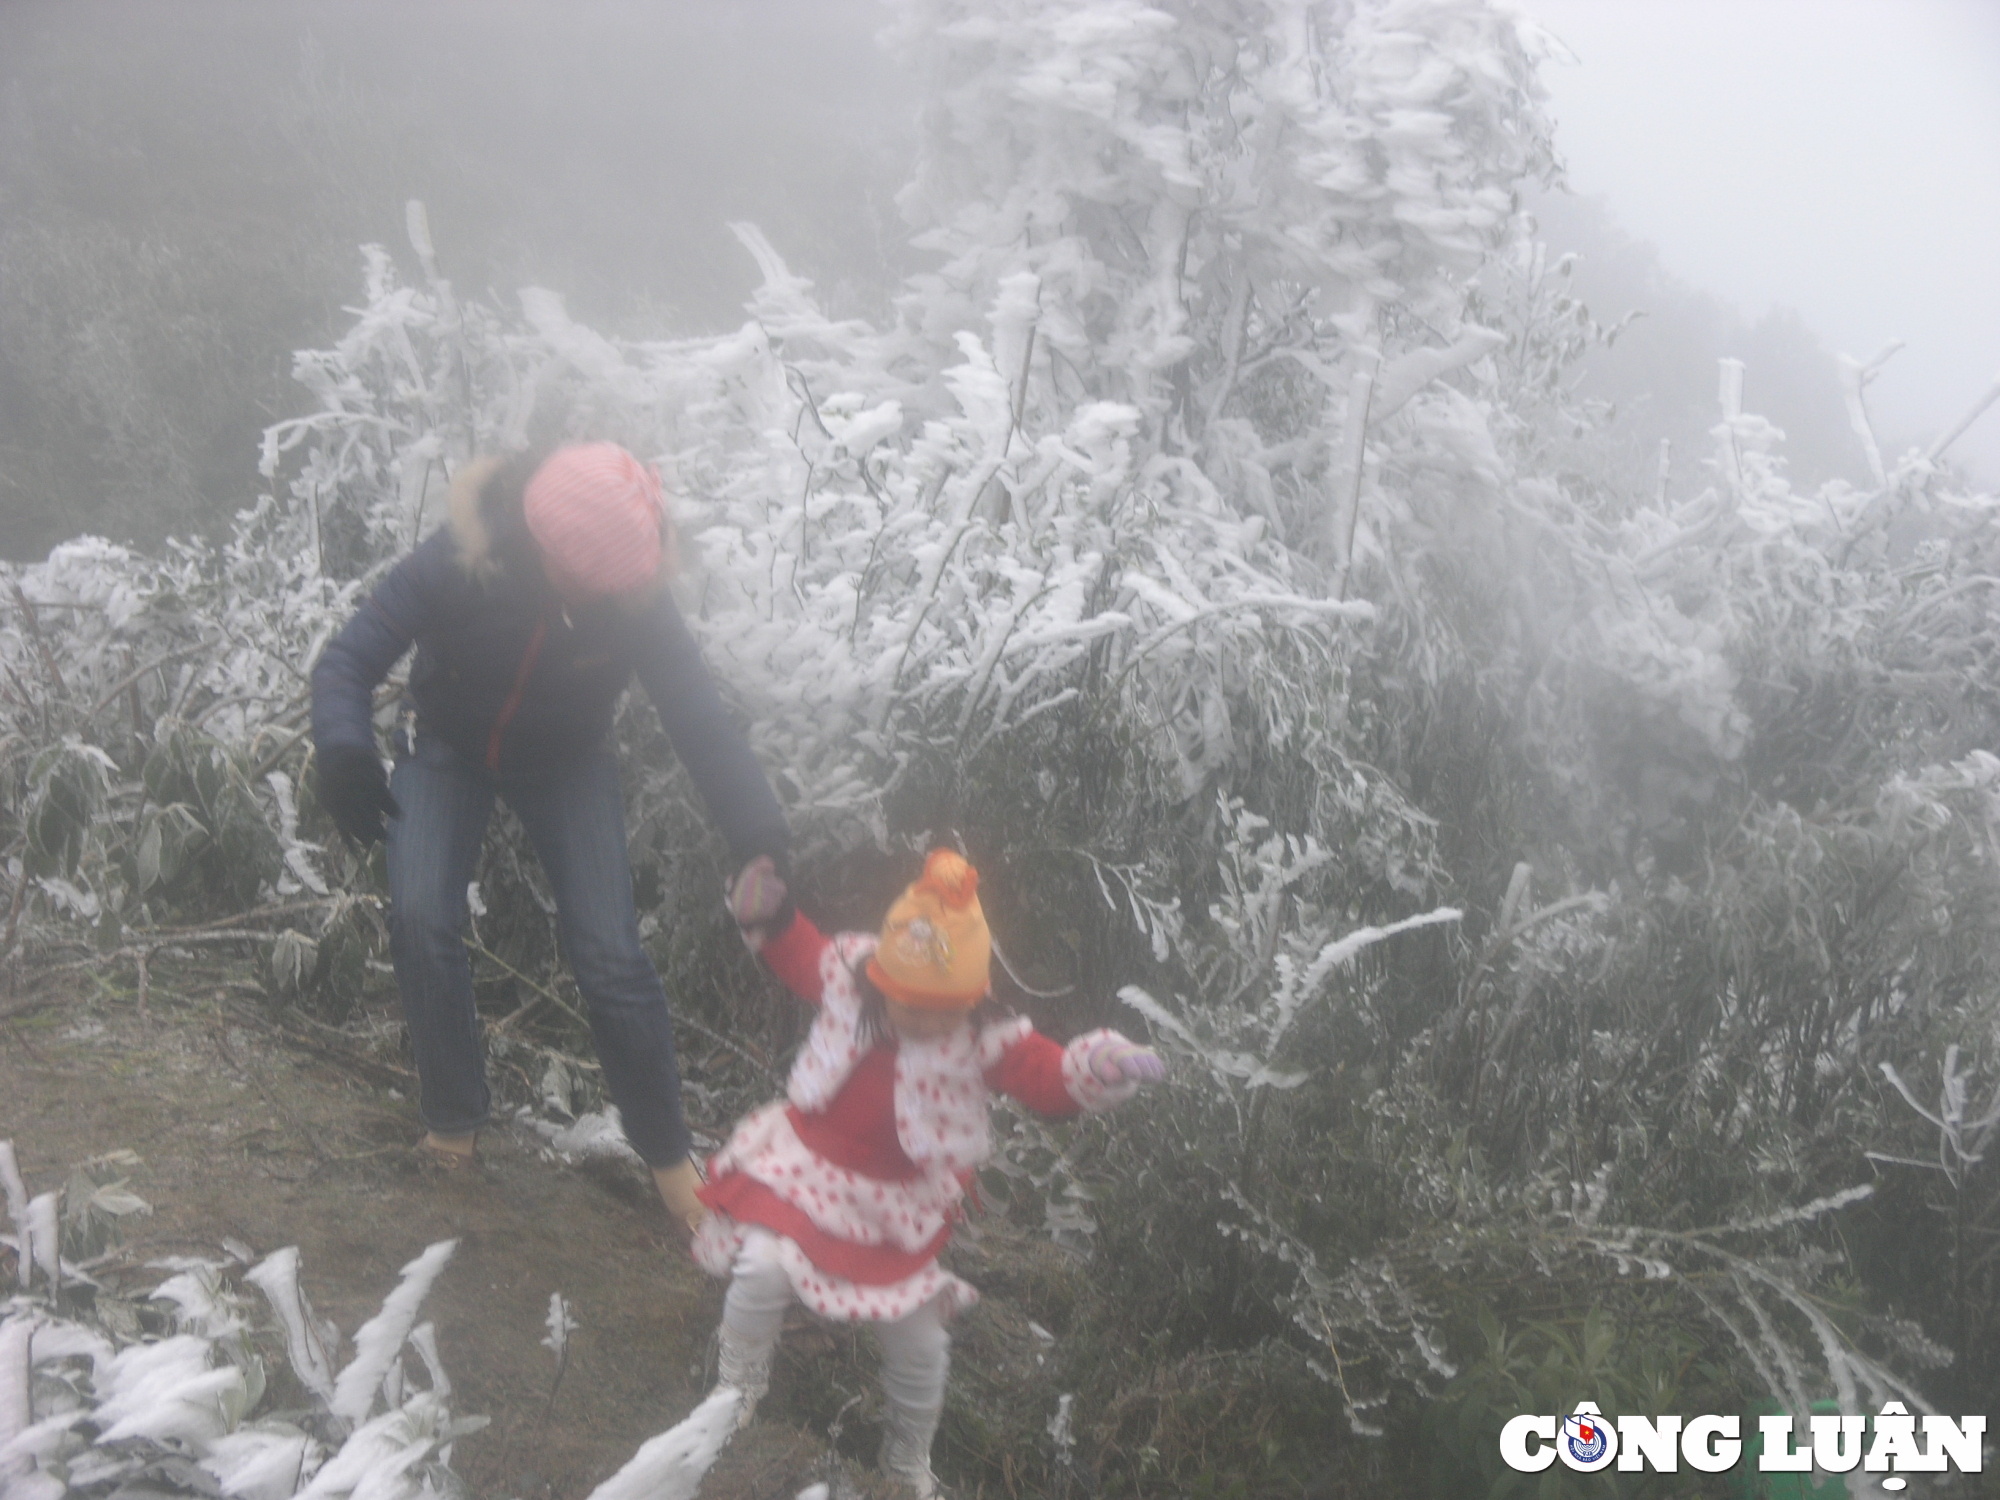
[720,1228,950,1413]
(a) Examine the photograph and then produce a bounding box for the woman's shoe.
[417,1131,478,1170]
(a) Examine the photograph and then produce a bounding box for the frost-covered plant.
[1123,795,1460,1125]
[1867,1047,2000,1405]
[0,522,360,985]
[1,1139,480,1499]
[540,1291,578,1414]
[6,0,2000,1489]
[581,1386,742,1500]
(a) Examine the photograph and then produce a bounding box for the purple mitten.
[1086,1035,1164,1086]
[726,855,787,928]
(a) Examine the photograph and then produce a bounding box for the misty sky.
[4,0,1995,563]
[1519,0,2000,481]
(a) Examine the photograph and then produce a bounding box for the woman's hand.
[317,745,401,846]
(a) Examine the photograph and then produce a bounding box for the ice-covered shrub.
[0,1139,478,1499]
[5,0,2000,1493]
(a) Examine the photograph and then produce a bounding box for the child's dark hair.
[851,959,1014,1046]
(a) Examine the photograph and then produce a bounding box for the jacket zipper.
[485,616,549,771]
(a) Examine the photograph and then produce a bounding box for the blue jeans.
[385,734,690,1166]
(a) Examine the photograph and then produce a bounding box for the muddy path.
[0,975,1062,1498]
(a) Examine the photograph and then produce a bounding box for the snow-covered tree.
[5,0,2000,1492]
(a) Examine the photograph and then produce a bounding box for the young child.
[697,848,1163,1497]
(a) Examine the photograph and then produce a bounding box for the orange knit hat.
[866,849,991,1011]
[522,442,669,600]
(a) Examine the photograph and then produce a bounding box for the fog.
[7,8,2000,1490]
[2,0,1993,558]
[1521,0,2000,484]
[0,0,910,556]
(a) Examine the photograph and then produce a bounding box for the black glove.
[316,744,401,846]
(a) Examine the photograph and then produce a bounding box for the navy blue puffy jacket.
[309,469,787,864]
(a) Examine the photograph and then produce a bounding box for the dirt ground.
[0,968,1064,1499]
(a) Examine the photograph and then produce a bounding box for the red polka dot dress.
[692,913,1141,1322]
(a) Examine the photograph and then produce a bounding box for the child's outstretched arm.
[986,1027,1164,1116]
[726,855,827,1002]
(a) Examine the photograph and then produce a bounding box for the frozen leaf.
[246,1246,339,1405]
[329,1240,457,1425]
[583,1385,743,1500]
[542,1293,578,1364]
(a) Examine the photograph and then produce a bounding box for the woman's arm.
[631,592,789,866]
[309,530,451,754]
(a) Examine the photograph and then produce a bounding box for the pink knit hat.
[522,443,668,599]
